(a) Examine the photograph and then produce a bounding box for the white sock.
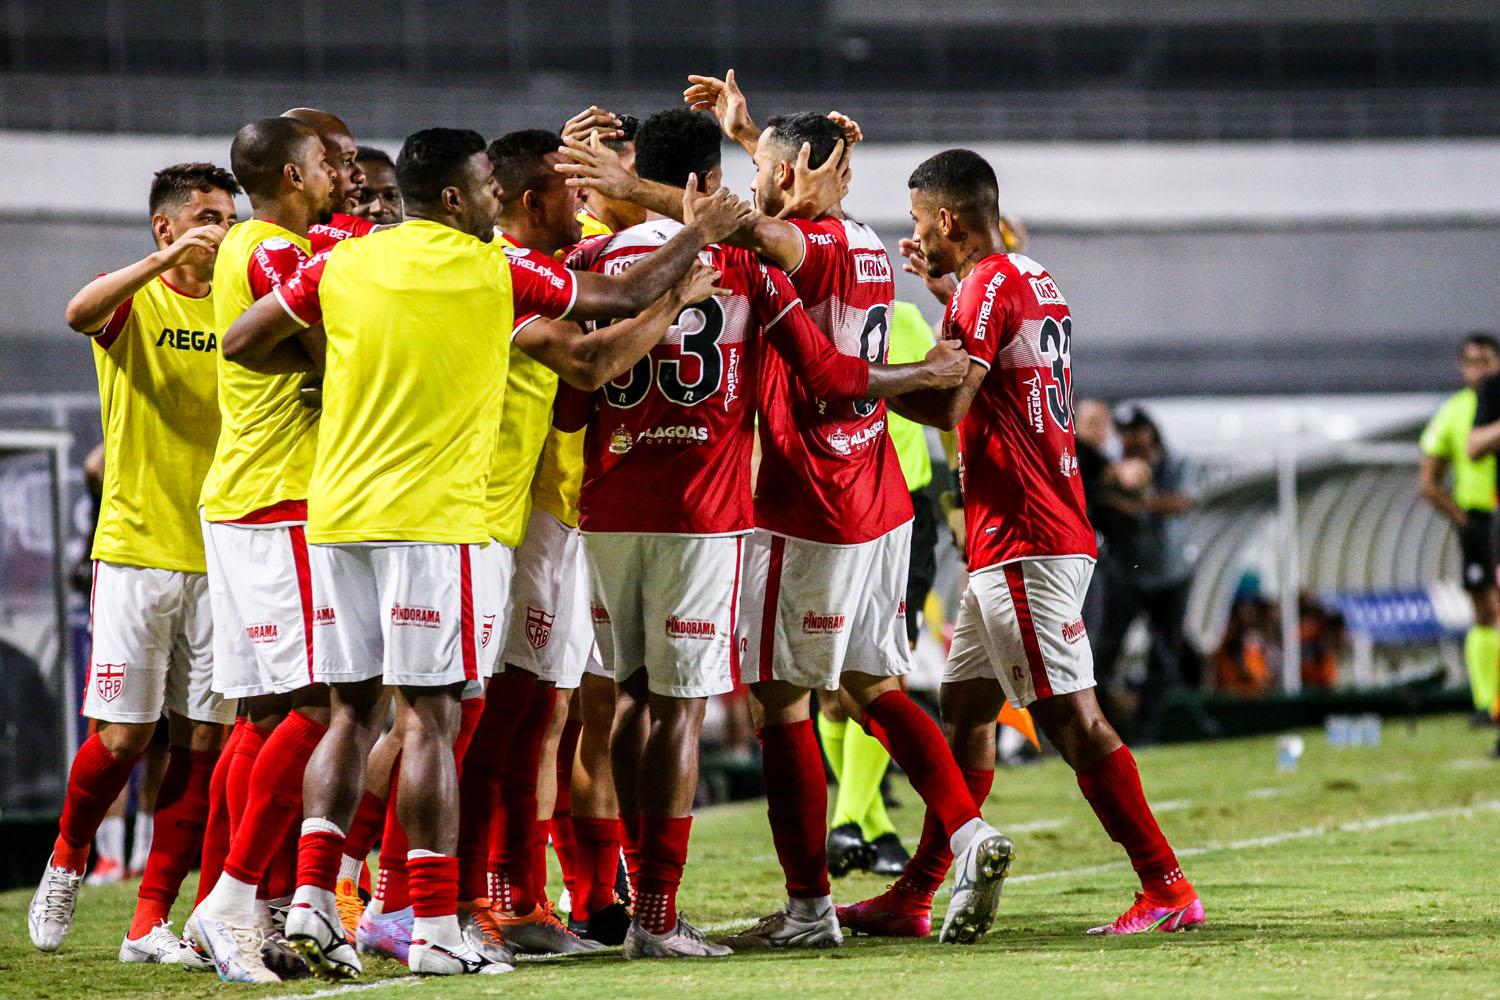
[95,815,125,866]
[412,915,462,949]
[787,894,833,920]
[292,883,337,913]
[205,873,259,916]
[129,812,154,871]
[949,817,989,857]
[339,854,364,884]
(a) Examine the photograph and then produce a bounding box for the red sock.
[1076,746,1193,904]
[898,766,994,900]
[224,722,271,840]
[264,821,299,900]
[552,809,577,905]
[861,691,979,837]
[757,720,830,899]
[573,816,623,919]
[620,813,642,905]
[130,747,216,937]
[53,733,140,873]
[376,768,410,911]
[492,682,554,914]
[197,720,244,904]
[296,824,345,895]
[458,672,535,900]
[343,790,386,867]
[452,695,486,777]
[221,711,326,886]
[552,718,582,900]
[635,815,692,935]
[407,853,459,919]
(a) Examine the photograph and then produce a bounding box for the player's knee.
[95,720,155,760]
[840,670,901,710]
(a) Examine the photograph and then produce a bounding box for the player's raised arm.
[65,224,226,333]
[683,69,760,155]
[517,261,726,391]
[566,178,751,320]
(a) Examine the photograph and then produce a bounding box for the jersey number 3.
[1038,315,1073,430]
[604,298,725,408]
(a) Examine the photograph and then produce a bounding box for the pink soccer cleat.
[1087,893,1205,935]
[835,883,933,938]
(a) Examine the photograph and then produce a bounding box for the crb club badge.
[525,606,555,649]
[95,662,127,702]
[480,613,496,649]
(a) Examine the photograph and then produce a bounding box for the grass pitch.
[3,714,1497,1000]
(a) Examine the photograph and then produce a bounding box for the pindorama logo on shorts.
[526,606,555,649]
[246,622,279,644]
[391,603,442,628]
[665,615,716,639]
[801,611,847,635]
[312,606,336,626]
[591,603,611,624]
[95,662,126,702]
[1062,617,1087,644]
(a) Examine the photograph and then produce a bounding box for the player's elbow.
[64,298,100,334]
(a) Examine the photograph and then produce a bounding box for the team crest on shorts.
[95,662,126,702]
[526,606,555,649]
[609,426,633,455]
[480,613,496,649]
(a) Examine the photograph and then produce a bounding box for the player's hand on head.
[561,105,624,145]
[923,338,971,387]
[556,132,633,198]
[682,175,753,244]
[161,223,227,267]
[684,68,754,140]
[826,111,863,145]
[778,139,849,219]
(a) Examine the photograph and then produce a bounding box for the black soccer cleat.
[826,823,874,877]
[869,833,912,876]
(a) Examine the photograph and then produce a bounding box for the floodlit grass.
[3,714,1497,999]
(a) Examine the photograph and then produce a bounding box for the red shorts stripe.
[459,545,477,682]
[758,535,786,684]
[1004,563,1053,700]
[289,526,315,681]
[728,536,743,687]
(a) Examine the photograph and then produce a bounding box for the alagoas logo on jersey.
[609,426,633,454]
[391,603,441,628]
[638,425,709,445]
[95,662,126,702]
[665,616,716,640]
[801,612,847,635]
[526,606,555,649]
[827,419,886,456]
[246,622,279,645]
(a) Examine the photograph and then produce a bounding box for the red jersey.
[755,216,911,545]
[308,211,377,255]
[246,234,308,296]
[567,219,871,536]
[943,253,1096,570]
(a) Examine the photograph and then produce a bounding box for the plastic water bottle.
[1325,715,1351,747]
[1277,735,1305,771]
[1356,713,1381,747]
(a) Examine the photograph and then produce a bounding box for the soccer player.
[31,163,239,962]
[185,116,340,984]
[556,108,972,959]
[224,126,754,977]
[353,145,404,225]
[560,106,644,237]
[1422,333,1500,723]
[284,107,376,250]
[843,148,1205,938]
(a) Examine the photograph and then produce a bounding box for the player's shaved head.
[908,148,1000,224]
[231,117,321,200]
[763,112,845,170]
[487,129,564,202]
[634,109,721,189]
[282,107,353,142]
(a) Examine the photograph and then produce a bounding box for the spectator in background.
[1422,332,1500,726]
[1091,406,1203,743]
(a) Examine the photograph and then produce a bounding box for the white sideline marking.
[300,977,421,998]
[1444,758,1492,771]
[1005,817,1068,833]
[1245,786,1295,799]
[1151,799,1192,813]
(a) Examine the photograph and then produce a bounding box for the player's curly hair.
[764,112,845,170]
[396,127,487,205]
[148,161,241,216]
[907,149,999,222]
[487,129,564,201]
[603,114,639,152]
[634,109,721,189]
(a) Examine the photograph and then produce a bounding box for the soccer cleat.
[261,930,311,979]
[186,906,280,983]
[118,920,211,969]
[28,857,83,952]
[826,822,874,877]
[458,899,517,966]
[836,882,933,938]
[718,905,843,949]
[1087,893,1206,935]
[86,856,126,886]
[356,905,414,964]
[577,901,632,946]
[334,877,363,943]
[408,938,513,975]
[284,891,362,980]
[938,828,1013,945]
[869,833,912,876]
[623,915,733,959]
[497,901,604,954]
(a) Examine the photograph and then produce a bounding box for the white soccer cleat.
[939,826,1013,944]
[283,889,362,980]
[118,920,211,970]
[718,904,843,949]
[408,938,513,975]
[28,856,83,952]
[186,905,280,983]
[624,916,734,959]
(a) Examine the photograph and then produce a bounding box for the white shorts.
[202,516,315,700]
[583,532,742,699]
[944,556,1097,708]
[738,524,913,691]
[471,541,515,679]
[82,561,232,725]
[310,542,486,689]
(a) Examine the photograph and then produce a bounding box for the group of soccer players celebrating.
[29,69,1204,983]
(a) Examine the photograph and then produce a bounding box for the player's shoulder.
[587,220,680,274]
